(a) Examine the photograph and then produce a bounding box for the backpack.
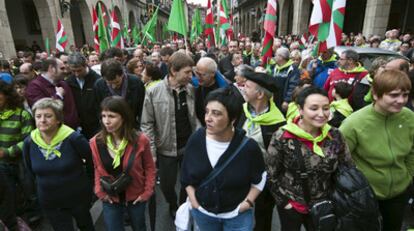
[331,164,382,230]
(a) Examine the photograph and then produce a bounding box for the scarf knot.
[106,136,128,169]
[30,125,74,160]
[243,100,286,129]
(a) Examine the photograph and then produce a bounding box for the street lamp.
[59,0,72,17]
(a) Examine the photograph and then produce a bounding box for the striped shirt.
[0,108,33,160]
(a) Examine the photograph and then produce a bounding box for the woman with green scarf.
[265,87,353,231]
[90,96,156,231]
[22,98,94,231]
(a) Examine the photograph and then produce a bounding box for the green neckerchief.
[384,39,400,43]
[106,136,128,169]
[30,124,74,159]
[338,63,366,74]
[275,59,294,72]
[0,109,19,120]
[243,50,252,56]
[145,79,161,89]
[330,99,353,117]
[286,102,299,122]
[318,54,337,64]
[364,88,373,103]
[282,122,331,157]
[243,100,286,129]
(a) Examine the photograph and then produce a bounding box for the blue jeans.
[102,201,146,231]
[191,208,254,231]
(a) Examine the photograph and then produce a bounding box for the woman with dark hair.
[180,87,265,231]
[90,96,156,231]
[22,98,94,231]
[142,63,162,89]
[266,86,354,230]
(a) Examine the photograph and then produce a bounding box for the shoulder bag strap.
[292,139,311,204]
[124,142,138,173]
[199,137,249,188]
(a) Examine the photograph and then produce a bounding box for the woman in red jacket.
[90,96,156,231]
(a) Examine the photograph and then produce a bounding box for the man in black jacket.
[94,58,145,128]
[66,52,101,139]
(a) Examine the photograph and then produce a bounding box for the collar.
[318,54,337,64]
[275,59,294,71]
[338,63,366,74]
[41,74,55,85]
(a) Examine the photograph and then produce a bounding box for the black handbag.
[99,142,137,196]
[292,139,337,231]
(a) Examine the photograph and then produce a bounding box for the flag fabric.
[55,19,68,52]
[142,6,159,43]
[97,4,110,53]
[326,0,346,48]
[123,21,131,45]
[190,8,202,42]
[204,0,216,48]
[92,6,100,52]
[168,0,188,36]
[261,0,278,66]
[110,9,124,48]
[44,37,50,55]
[132,25,141,46]
[219,0,231,45]
[309,0,333,55]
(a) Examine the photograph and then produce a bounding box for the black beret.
[244,71,279,93]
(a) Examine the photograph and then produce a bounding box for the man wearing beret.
[237,71,286,231]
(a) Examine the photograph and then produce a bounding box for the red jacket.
[90,133,156,203]
[323,66,368,101]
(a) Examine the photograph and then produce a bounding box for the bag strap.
[96,140,137,174]
[199,137,249,188]
[292,139,311,204]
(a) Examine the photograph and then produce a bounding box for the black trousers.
[378,190,409,231]
[254,187,275,231]
[277,205,314,231]
[43,203,94,231]
[158,150,186,211]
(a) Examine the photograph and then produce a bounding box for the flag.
[92,6,100,52]
[326,0,346,48]
[204,0,216,48]
[98,4,110,53]
[261,0,277,66]
[219,0,231,45]
[132,25,141,45]
[55,19,68,52]
[167,0,188,36]
[309,0,333,54]
[110,9,124,48]
[142,6,159,43]
[44,37,50,55]
[123,21,131,45]
[190,8,202,42]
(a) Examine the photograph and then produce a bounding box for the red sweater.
[323,67,368,101]
[90,133,156,203]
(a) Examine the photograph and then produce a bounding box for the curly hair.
[0,80,23,109]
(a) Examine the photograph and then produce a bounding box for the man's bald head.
[19,62,35,80]
[385,58,409,74]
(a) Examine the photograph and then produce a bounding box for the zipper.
[385,116,396,197]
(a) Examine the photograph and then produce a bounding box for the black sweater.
[181,128,265,213]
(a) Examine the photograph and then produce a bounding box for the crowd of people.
[0,28,414,231]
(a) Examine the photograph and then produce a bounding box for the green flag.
[141,6,159,43]
[132,25,141,45]
[44,37,50,55]
[190,8,202,42]
[98,3,110,53]
[167,0,188,36]
[123,21,130,44]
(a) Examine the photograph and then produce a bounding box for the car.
[333,46,409,70]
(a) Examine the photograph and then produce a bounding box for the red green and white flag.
[261,0,278,66]
[110,9,124,48]
[55,19,68,52]
[326,0,346,48]
[219,0,231,45]
[204,0,216,48]
[309,0,333,54]
[92,6,100,52]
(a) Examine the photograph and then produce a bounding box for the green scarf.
[243,100,286,129]
[330,99,353,117]
[384,39,400,43]
[275,59,294,72]
[0,109,18,120]
[338,63,366,74]
[282,122,331,157]
[106,136,128,169]
[30,124,74,159]
[318,54,337,64]
[286,102,299,122]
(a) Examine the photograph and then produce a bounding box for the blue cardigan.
[23,132,93,209]
[181,128,265,214]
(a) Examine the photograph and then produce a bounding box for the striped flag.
[92,6,100,52]
[309,0,333,54]
[110,9,124,48]
[326,0,346,48]
[219,0,231,45]
[261,0,278,66]
[55,19,68,52]
[204,0,216,48]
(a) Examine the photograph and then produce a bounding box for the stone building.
[235,0,414,39]
[0,0,170,59]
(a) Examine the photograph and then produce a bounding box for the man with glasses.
[193,57,229,125]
